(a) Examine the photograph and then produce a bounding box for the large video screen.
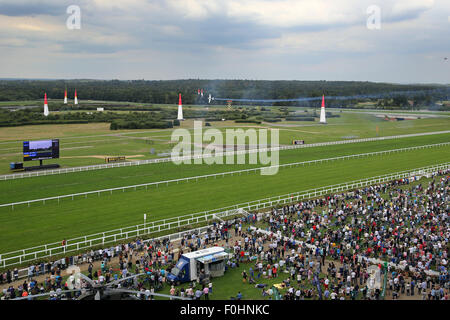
[23,139,59,161]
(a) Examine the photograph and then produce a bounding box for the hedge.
[110,120,173,130]
[234,119,262,124]
[284,117,315,121]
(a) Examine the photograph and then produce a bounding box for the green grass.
[157,263,309,300]
[0,112,448,254]
[0,113,449,173]
[0,100,39,106]
[1,133,449,204]
[0,145,449,252]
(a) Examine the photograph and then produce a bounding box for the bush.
[284,117,315,121]
[234,119,261,124]
[109,120,173,130]
[263,118,281,123]
[173,119,180,126]
[110,122,118,130]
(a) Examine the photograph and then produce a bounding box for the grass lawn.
[0,111,448,255]
[0,113,448,173]
[1,132,449,204]
[158,262,300,300]
[0,145,449,252]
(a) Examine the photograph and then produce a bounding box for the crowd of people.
[246,170,449,300]
[0,221,233,300]
[1,170,448,300]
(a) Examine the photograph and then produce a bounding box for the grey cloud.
[0,0,448,83]
[0,0,74,16]
[384,8,433,23]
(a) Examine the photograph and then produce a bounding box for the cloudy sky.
[0,0,449,83]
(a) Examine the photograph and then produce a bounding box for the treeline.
[0,79,448,108]
[0,102,345,129]
[0,105,284,129]
[0,108,175,129]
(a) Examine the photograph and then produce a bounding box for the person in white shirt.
[351,271,356,285]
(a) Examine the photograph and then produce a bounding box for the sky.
[0,0,449,83]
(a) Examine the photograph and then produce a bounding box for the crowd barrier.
[1,162,448,269]
[1,142,448,210]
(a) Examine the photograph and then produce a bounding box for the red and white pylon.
[44,92,49,116]
[319,94,327,124]
[177,93,184,120]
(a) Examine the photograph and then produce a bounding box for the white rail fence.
[2,142,449,210]
[8,222,233,280]
[2,130,449,181]
[1,162,448,269]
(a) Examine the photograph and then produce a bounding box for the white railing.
[2,141,449,210]
[2,130,449,181]
[1,162,448,269]
[8,222,236,281]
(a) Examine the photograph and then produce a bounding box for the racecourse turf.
[0,144,449,252]
[0,113,450,173]
[1,132,449,204]
[1,112,449,253]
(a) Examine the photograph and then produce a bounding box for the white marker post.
[144,213,147,227]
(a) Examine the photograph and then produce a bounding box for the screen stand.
[23,162,60,172]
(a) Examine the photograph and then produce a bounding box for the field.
[1,112,450,173]
[0,110,449,257]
